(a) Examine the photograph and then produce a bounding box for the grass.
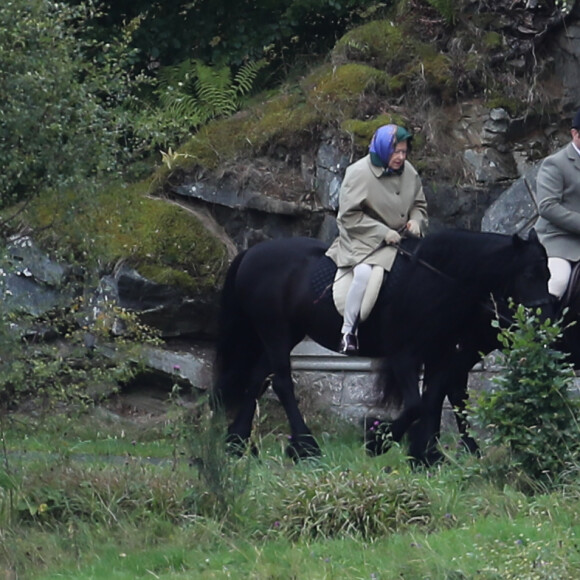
[2,401,580,579]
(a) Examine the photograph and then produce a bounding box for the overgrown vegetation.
[0,296,163,412]
[2,398,580,578]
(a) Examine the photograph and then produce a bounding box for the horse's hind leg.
[407,350,480,466]
[406,379,446,466]
[225,352,271,455]
[264,344,321,460]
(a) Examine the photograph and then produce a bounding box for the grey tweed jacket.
[535,142,580,261]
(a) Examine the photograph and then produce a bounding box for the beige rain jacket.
[326,155,428,270]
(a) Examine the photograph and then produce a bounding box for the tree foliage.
[66,0,379,70]
[0,0,141,208]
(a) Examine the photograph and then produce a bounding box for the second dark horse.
[212,229,552,461]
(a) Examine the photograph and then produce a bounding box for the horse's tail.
[212,249,259,411]
[375,358,405,409]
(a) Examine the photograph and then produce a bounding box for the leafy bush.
[0,0,141,207]
[470,304,580,483]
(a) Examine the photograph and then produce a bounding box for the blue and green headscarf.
[369,124,412,175]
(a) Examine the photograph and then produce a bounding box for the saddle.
[561,261,580,315]
[308,255,384,321]
[332,265,385,321]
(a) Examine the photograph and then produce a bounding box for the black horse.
[212,229,552,460]
[366,302,514,464]
[392,267,574,466]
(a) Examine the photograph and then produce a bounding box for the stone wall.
[290,339,502,431]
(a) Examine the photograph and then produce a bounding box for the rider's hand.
[384,229,402,245]
[406,219,421,236]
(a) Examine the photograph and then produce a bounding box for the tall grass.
[2,399,580,579]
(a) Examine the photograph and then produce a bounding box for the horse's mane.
[376,229,535,408]
[416,230,515,276]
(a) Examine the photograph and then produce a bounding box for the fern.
[195,61,239,117]
[234,59,267,96]
[154,58,267,129]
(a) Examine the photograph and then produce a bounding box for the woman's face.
[387,142,408,171]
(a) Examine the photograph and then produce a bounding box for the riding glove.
[406,219,421,236]
[384,229,402,245]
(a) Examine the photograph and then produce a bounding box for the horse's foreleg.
[446,370,480,456]
[440,344,482,456]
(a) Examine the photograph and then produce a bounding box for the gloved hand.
[406,219,421,236]
[384,229,402,245]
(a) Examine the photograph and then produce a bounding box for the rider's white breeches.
[342,263,372,334]
[547,256,572,299]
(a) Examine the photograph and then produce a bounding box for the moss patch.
[304,63,390,120]
[332,20,410,72]
[341,114,407,149]
[24,182,228,294]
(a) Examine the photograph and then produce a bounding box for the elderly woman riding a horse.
[325,124,428,355]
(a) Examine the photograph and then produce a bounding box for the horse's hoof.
[459,437,480,456]
[366,439,393,456]
[286,434,321,461]
[409,449,443,468]
[225,433,258,457]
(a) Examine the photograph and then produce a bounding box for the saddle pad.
[332,265,385,321]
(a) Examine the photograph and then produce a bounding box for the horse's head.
[506,228,556,321]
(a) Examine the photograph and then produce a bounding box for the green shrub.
[470,304,580,484]
[0,0,141,207]
[127,58,269,153]
[267,468,432,540]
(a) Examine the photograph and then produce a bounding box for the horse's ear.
[527,228,539,243]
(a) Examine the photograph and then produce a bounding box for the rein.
[314,233,550,325]
[395,241,552,324]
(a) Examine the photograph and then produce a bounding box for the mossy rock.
[341,114,408,150]
[411,50,456,102]
[332,20,411,72]
[24,181,228,294]
[153,91,318,178]
[131,199,228,293]
[303,63,390,120]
